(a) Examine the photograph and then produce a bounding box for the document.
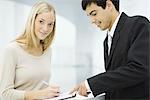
[47,92,94,100]
[48,92,76,100]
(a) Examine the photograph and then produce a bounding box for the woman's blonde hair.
[16,1,56,51]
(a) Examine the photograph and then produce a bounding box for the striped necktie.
[107,33,112,55]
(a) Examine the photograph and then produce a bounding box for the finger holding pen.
[42,81,61,98]
[24,84,61,100]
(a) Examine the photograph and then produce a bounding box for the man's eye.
[91,13,96,16]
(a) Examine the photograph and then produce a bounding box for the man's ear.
[106,0,113,10]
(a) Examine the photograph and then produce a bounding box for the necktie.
[107,34,112,55]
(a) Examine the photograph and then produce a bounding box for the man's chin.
[100,27,107,31]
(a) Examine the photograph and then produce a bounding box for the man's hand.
[70,82,88,96]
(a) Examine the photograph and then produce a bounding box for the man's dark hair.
[82,0,119,11]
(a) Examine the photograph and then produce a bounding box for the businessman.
[70,0,150,99]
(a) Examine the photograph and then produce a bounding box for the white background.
[0,0,149,93]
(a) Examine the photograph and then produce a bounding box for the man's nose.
[90,17,96,24]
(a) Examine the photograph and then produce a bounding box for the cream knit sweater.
[0,42,51,100]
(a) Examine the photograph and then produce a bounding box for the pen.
[42,81,49,86]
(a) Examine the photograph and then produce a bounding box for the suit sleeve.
[87,17,150,96]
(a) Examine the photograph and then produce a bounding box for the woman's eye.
[39,20,44,24]
[48,23,52,26]
[48,23,54,27]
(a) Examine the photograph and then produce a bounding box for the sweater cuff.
[13,90,25,100]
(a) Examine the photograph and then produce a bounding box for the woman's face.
[34,11,55,40]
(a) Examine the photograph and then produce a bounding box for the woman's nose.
[42,24,48,32]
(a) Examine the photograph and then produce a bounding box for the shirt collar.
[107,12,122,37]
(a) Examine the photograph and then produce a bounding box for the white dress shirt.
[107,12,122,55]
[85,12,122,97]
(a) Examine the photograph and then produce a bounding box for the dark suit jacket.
[87,12,150,100]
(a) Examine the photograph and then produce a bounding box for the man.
[70,0,150,99]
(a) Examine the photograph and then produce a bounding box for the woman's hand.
[25,85,60,100]
[37,85,60,99]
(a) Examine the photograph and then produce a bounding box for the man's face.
[85,3,112,30]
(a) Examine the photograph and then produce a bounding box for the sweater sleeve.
[0,45,25,100]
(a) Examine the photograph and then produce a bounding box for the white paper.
[46,92,94,100]
[48,92,75,100]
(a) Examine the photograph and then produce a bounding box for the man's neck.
[108,11,120,31]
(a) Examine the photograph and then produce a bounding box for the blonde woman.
[0,1,60,100]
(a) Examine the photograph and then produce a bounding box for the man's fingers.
[82,87,88,96]
[69,85,79,94]
[78,83,88,96]
[69,88,77,94]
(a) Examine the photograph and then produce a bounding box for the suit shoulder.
[129,15,150,24]
[125,15,150,39]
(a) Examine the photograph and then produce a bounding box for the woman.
[0,1,60,100]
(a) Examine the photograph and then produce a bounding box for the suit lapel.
[106,32,120,68]
[106,12,128,69]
